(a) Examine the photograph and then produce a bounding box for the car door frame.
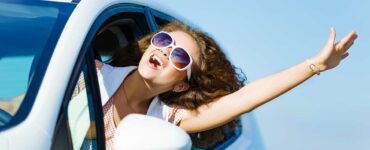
[53,3,160,149]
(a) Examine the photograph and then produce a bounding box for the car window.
[0,1,74,128]
[67,63,98,149]
[213,120,242,150]
[53,59,99,150]
[191,118,242,150]
[93,12,150,62]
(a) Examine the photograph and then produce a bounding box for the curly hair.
[108,21,247,148]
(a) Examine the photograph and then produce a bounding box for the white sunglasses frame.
[150,31,193,81]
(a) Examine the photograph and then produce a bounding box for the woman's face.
[138,31,200,91]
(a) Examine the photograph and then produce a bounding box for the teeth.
[152,55,163,70]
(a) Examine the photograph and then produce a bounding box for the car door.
[52,4,153,150]
[52,50,104,150]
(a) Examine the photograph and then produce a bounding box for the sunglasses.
[151,31,193,81]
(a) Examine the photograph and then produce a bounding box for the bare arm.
[179,28,358,133]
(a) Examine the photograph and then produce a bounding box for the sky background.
[155,0,370,150]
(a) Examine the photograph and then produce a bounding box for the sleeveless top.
[95,61,185,150]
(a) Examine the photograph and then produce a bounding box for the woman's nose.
[158,47,171,57]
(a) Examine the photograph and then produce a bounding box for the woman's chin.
[138,65,157,80]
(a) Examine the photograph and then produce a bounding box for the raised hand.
[312,28,358,72]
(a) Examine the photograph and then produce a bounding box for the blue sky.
[156,0,370,149]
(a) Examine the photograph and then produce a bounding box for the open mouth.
[148,54,164,70]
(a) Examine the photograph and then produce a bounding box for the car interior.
[92,12,149,62]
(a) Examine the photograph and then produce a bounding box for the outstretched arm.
[179,28,358,133]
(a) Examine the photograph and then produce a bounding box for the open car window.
[92,12,150,62]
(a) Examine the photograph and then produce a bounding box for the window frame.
[150,9,176,30]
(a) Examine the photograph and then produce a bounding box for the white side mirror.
[113,114,192,150]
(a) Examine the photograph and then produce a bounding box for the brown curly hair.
[108,21,247,148]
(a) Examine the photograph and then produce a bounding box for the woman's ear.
[172,82,189,92]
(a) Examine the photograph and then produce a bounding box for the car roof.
[42,0,176,17]
[43,0,196,27]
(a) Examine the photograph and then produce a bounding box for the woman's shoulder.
[95,59,137,106]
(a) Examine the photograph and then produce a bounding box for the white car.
[0,0,264,149]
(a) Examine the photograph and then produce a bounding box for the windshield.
[0,1,75,128]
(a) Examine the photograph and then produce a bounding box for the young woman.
[96,21,357,149]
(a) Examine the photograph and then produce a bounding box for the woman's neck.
[122,70,163,108]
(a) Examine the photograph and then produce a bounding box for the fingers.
[327,27,337,45]
[337,31,358,51]
[341,52,349,60]
[343,41,354,51]
[344,32,357,50]
[95,59,103,71]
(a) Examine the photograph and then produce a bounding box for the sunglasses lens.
[170,48,191,69]
[152,32,173,47]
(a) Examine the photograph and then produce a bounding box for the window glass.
[66,61,98,150]
[213,122,242,149]
[192,119,242,150]
[0,2,69,127]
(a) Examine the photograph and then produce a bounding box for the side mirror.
[114,114,192,150]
